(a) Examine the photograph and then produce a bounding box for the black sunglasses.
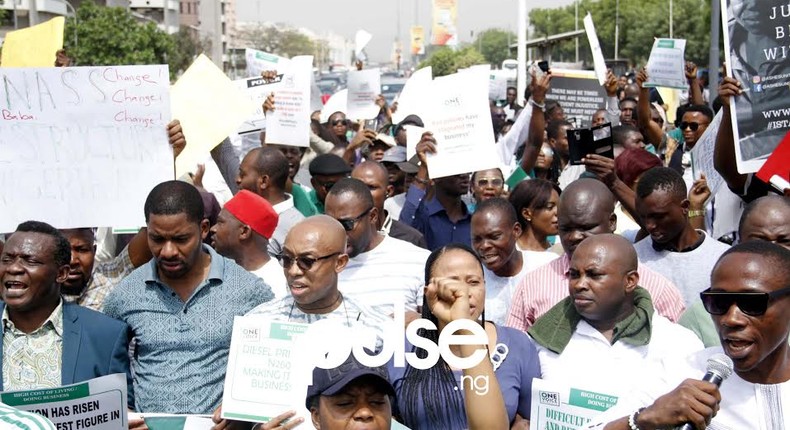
[337,207,373,231]
[681,121,706,131]
[276,252,340,271]
[331,119,347,126]
[700,286,790,316]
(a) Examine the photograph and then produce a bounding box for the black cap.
[305,352,395,409]
[394,114,425,136]
[309,154,352,176]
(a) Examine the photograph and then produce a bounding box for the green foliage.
[237,24,320,59]
[169,27,211,76]
[528,0,711,66]
[64,1,175,76]
[473,28,516,67]
[418,46,486,77]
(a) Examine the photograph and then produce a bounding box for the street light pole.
[575,0,579,63]
[614,0,619,60]
[517,0,527,105]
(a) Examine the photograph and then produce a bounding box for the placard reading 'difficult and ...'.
[0,374,128,430]
[0,65,173,232]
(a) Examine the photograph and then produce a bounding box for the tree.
[236,24,318,59]
[473,28,516,68]
[169,27,212,76]
[528,0,712,66]
[418,46,486,77]
[63,1,174,76]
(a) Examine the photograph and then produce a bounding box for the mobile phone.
[538,61,550,73]
[567,123,614,165]
[363,119,378,131]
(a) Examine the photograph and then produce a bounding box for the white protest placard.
[423,69,499,178]
[0,374,128,429]
[488,71,508,101]
[0,65,173,232]
[221,317,314,427]
[171,54,258,177]
[265,56,314,147]
[530,378,618,430]
[355,29,373,61]
[691,110,725,197]
[233,76,275,135]
[346,68,382,120]
[583,13,608,85]
[405,125,428,160]
[320,89,348,123]
[644,38,688,89]
[245,48,291,78]
[391,66,432,124]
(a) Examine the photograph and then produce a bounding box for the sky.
[235,0,576,63]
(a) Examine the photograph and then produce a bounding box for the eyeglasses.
[700,286,790,316]
[681,121,707,131]
[475,177,504,188]
[336,207,373,231]
[331,120,347,127]
[276,252,341,271]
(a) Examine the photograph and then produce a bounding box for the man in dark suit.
[0,221,133,406]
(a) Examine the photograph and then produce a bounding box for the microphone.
[677,354,734,430]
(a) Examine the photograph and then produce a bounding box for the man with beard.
[103,180,273,415]
[324,178,429,320]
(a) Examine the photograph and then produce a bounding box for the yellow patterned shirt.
[2,301,64,391]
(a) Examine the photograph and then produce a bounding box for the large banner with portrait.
[721,0,790,173]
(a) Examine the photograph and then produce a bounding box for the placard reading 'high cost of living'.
[0,65,174,232]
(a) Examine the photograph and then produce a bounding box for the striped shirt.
[505,254,686,332]
[338,235,430,315]
[0,403,55,430]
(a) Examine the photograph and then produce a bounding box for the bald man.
[528,234,703,397]
[244,215,390,332]
[352,161,427,249]
[236,147,305,256]
[507,179,686,331]
[679,195,790,346]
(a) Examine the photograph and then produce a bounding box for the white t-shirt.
[484,250,558,325]
[584,347,790,430]
[339,235,430,315]
[536,313,704,398]
[251,259,288,300]
[634,230,730,306]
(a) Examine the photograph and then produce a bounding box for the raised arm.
[686,61,704,106]
[713,76,748,193]
[603,69,621,125]
[520,72,550,174]
[636,69,665,147]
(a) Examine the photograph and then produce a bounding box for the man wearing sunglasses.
[325,178,429,321]
[308,154,352,214]
[586,240,790,430]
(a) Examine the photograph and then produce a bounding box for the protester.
[324,178,429,320]
[390,244,537,429]
[507,179,686,331]
[619,97,637,127]
[471,198,557,325]
[530,234,703,397]
[210,190,288,298]
[585,241,790,430]
[103,181,273,414]
[308,154,352,214]
[633,167,730,306]
[237,147,305,255]
[507,179,561,253]
[0,222,133,403]
[469,168,506,210]
[351,161,426,248]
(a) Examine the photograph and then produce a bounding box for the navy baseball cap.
[305,352,395,408]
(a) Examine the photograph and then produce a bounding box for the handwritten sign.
[171,54,257,176]
[347,68,381,120]
[222,317,313,427]
[583,13,607,85]
[644,38,688,90]
[0,374,128,430]
[530,378,618,430]
[0,65,173,232]
[422,68,499,178]
[1,17,65,67]
[265,56,313,147]
[691,110,725,197]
